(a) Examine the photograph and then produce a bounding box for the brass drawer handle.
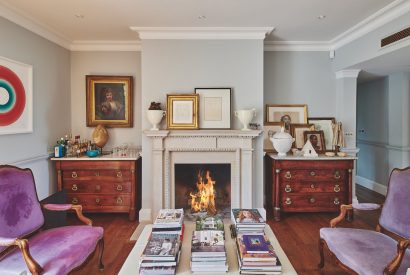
[284,185,292,193]
[309,197,316,203]
[284,171,292,179]
[116,197,123,205]
[334,198,340,205]
[334,170,341,179]
[116,185,123,191]
[285,198,292,205]
[95,172,100,176]
[72,198,78,204]
[310,184,315,189]
[95,185,101,191]
[71,172,78,178]
[116,171,122,178]
[71,184,78,191]
[310,171,316,176]
[334,184,341,192]
[95,198,100,204]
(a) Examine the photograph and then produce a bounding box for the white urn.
[146,110,166,130]
[234,108,256,131]
[270,127,295,156]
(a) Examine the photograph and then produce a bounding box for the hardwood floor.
[68,184,385,275]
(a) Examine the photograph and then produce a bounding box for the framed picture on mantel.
[166,94,199,129]
[195,88,231,129]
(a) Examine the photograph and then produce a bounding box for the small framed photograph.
[308,117,335,151]
[86,75,133,127]
[195,88,231,129]
[263,124,282,152]
[291,123,315,149]
[265,104,308,132]
[166,94,199,129]
[304,130,326,154]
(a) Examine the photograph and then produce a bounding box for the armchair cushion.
[0,225,103,275]
[320,228,410,275]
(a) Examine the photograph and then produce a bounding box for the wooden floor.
[69,184,385,275]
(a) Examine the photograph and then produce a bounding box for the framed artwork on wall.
[166,94,199,129]
[195,88,231,129]
[86,75,133,127]
[263,124,282,152]
[304,130,326,154]
[290,123,315,149]
[265,104,308,133]
[0,56,33,135]
[308,117,335,151]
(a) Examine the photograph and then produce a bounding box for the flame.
[189,170,217,215]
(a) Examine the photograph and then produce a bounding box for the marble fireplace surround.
[143,130,262,221]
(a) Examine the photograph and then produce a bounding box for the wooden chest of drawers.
[54,158,140,221]
[265,155,355,221]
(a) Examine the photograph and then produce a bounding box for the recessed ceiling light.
[75,14,84,19]
[317,15,326,20]
[197,15,207,20]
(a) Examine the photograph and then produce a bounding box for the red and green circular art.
[0,65,26,126]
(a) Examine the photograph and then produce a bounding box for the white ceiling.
[0,0,397,42]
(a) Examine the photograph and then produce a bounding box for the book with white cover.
[153,209,184,228]
[191,230,226,257]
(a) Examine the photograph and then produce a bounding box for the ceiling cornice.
[0,2,71,50]
[70,40,141,51]
[264,41,331,51]
[335,70,361,79]
[129,27,275,40]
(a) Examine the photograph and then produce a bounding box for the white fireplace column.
[143,130,262,221]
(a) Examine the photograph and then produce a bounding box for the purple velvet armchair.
[319,167,410,275]
[0,165,104,275]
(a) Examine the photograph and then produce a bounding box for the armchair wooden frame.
[319,167,410,275]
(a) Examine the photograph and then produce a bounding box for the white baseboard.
[356,176,387,196]
[139,208,152,222]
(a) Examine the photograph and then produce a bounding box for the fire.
[189,170,217,215]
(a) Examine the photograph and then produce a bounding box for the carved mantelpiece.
[143,130,262,220]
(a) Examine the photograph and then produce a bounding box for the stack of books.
[235,233,282,274]
[190,215,228,273]
[231,209,266,233]
[139,233,182,275]
[152,208,184,236]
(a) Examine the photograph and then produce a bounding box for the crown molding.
[264,41,331,51]
[70,40,141,51]
[0,2,71,50]
[130,27,274,40]
[331,0,410,50]
[335,70,361,79]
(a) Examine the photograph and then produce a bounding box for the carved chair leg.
[318,238,325,268]
[97,238,105,271]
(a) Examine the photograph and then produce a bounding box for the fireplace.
[175,164,231,219]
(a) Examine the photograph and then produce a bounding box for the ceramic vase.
[146,110,166,130]
[234,109,256,131]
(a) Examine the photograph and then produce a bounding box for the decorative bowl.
[270,127,294,156]
[337,152,347,157]
[325,152,335,157]
[86,150,100,157]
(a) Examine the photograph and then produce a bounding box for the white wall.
[70,51,142,150]
[264,51,336,117]
[141,40,264,219]
[0,17,71,199]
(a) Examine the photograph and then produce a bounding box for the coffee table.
[119,222,297,275]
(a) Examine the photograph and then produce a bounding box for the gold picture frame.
[304,130,326,154]
[166,94,199,129]
[86,75,133,127]
[291,123,315,149]
[265,104,308,132]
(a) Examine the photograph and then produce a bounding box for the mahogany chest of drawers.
[53,157,140,221]
[265,154,355,221]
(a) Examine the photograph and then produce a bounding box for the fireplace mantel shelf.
[144,129,262,138]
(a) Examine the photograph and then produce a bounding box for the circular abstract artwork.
[0,65,26,126]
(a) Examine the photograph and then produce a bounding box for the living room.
[0,0,409,274]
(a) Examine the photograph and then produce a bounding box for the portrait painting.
[265,104,308,133]
[291,124,315,149]
[308,117,335,151]
[263,124,281,152]
[304,130,326,154]
[86,75,133,127]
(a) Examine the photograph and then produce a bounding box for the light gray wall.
[0,17,71,199]
[70,51,142,150]
[141,40,264,218]
[357,77,389,185]
[264,51,336,117]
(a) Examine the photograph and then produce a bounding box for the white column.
[335,69,360,203]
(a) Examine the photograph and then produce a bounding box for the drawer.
[280,181,345,193]
[279,169,346,182]
[62,169,131,181]
[282,193,345,211]
[63,181,131,193]
[68,194,130,207]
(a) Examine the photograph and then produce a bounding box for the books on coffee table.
[153,208,184,228]
[231,209,266,233]
[142,233,181,261]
